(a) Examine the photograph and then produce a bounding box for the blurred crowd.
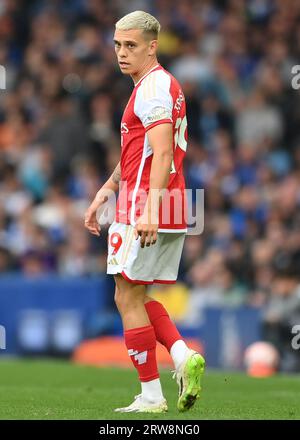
[0,0,300,326]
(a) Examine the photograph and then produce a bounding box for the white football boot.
[114,394,168,413]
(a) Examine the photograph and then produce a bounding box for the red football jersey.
[116,64,188,232]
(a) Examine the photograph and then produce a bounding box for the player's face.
[114,29,157,77]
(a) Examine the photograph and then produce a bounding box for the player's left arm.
[135,122,173,248]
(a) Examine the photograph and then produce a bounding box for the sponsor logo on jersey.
[144,106,172,127]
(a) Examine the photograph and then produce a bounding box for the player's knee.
[114,289,129,312]
[114,293,131,313]
[114,288,123,310]
[114,290,143,314]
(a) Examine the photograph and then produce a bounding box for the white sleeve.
[134,70,173,131]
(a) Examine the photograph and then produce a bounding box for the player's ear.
[148,39,158,55]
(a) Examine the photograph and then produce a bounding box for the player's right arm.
[84,161,121,236]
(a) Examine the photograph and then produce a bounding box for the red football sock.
[145,300,182,352]
[124,324,159,382]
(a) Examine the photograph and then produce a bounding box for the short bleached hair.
[115,10,161,39]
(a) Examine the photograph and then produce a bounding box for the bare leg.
[144,294,155,304]
[114,275,149,330]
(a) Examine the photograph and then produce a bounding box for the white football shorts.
[107,221,185,284]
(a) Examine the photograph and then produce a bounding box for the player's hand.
[84,208,101,236]
[134,213,158,248]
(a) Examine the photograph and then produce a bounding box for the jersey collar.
[134,64,160,87]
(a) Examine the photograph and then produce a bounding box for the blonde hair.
[115,10,161,39]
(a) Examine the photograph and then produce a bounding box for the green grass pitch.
[0,359,299,420]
